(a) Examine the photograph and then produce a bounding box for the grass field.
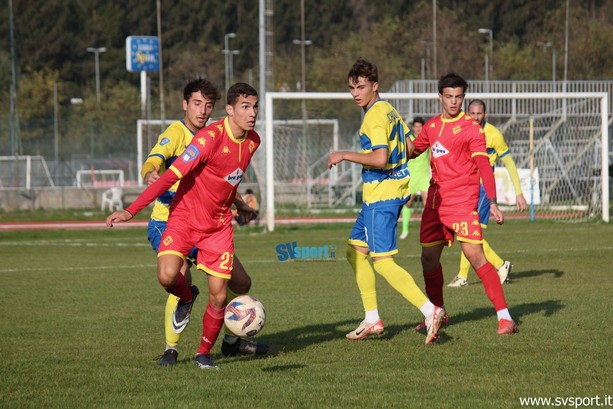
[1,220,612,408]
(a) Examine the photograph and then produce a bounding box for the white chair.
[101,187,123,211]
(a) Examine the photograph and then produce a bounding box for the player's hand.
[236,207,258,225]
[106,210,133,228]
[143,165,161,186]
[515,194,527,212]
[490,204,504,225]
[328,151,344,168]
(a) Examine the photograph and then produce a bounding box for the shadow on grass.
[509,268,565,281]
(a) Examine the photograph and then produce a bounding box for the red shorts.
[158,215,234,279]
[420,205,483,247]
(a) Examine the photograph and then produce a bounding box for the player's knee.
[157,269,177,288]
[229,274,251,294]
[208,292,227,309]
[346,245,367,263]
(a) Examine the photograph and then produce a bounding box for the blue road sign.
[126,36,160,73]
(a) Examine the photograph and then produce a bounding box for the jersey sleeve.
[126,168,180,216]
[362,108,389,151]
[500,154,523,195]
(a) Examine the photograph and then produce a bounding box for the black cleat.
[158,349,178,367]
[172,285,199,334]
[221,338,270,357]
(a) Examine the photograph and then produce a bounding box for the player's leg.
[157,222,200,335]
[460,241,517,334]
[195,274,228,370]
[345,211,382,340]
[221,256,269,356]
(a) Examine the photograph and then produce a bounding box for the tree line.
[1,0,612,160]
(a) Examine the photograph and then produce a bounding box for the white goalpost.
[262,91,610,232]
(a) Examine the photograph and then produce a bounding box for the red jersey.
[413,112,488,211]
[127,117,260,232]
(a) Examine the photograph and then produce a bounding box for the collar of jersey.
[440,110,466,123]
[224,117,247,143]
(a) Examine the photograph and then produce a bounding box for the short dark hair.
[438,72,468,94]
[227,82,258,106]
[348,57,378,83]
[184,78,221,104]
[412,117,425,126]
[468,99,487,112]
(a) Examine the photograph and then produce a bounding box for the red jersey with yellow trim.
[412,111,487,211]
[126,117,260,232]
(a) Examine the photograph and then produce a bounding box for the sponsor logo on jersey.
[431,141,449,158]
[222,146,230,154]
[181,145,200,162]
[160,137,170,146]
[208,129,217,139]
[196,137,206,146]
[225,168,244,186]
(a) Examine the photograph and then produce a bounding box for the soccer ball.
[224,295,266,337]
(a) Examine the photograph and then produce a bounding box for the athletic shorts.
[158,216,235,279]
[420,205,484,247]
[477,184,491,226]
[348,205,403,257]
[147,219,197,261]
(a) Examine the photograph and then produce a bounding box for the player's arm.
[328,148,388,169]
[474,154,504,225]
[106,168,180,228]
[141,156,164,185]
[409,128,429,158]
[500,154,527,211]
[234,192,258,224]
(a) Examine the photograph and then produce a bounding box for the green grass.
[1,221,612,408]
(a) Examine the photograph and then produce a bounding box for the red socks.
[164,273,192,302]
[197,303,225,355]
[423,265,445,307]
[476,263,507,311]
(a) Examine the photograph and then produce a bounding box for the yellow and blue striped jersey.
[484,122,523,194]
[359,100,411,207]
[142,120,195,221]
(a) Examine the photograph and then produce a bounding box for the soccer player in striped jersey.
[328,58,446,345]
[447,99,527,288]
[412,73,518,335]
[107,83,265,369]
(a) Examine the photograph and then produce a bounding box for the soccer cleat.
[447,276,468,287]
[425,306,446,344]
[221,338,270,357]
[171,285,199,334]
[157,349,178,367]
[194,354,219,369]
[346,319,385,340]
[497,318,519,335]
[399,231,409,240]
[497,261,512,284]
[414,314,449,332]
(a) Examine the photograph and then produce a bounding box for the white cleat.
[497,260,512,284]
[447,275,468,288]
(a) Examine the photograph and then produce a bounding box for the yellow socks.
[373,258,428,308]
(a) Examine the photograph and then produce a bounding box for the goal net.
[261,92,609,231]
[0,155,55,189]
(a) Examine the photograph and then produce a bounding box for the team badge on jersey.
[160,137,170,146]
[225,168,244,186]
[431,141,449,158]
[181,145,200,162]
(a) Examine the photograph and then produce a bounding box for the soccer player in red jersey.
[106,82,262,368]
[412,73,518,335]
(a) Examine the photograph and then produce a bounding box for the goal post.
[263,91,609,231]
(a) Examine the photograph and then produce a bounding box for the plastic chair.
[101,187,123,211]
